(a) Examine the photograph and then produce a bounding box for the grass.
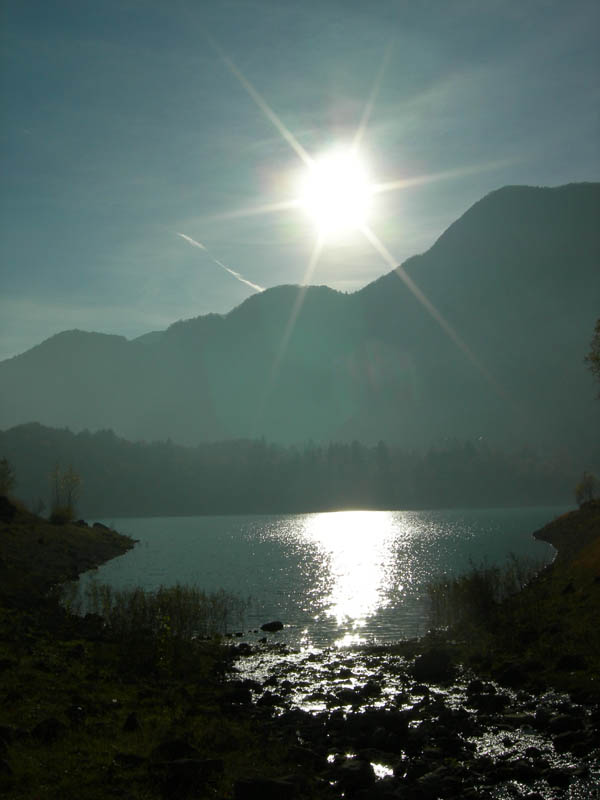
[61,580,250,674]
[426,503,600,695]
[0,602,300,799]
[0,500,331,799]
[427,553,544,631]
[0,503,134,605]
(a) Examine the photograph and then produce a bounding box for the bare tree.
[50,463,82,523]
[585,317,600,395]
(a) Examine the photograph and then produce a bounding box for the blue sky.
[1,0,598,359]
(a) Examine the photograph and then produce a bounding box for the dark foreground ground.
[0,497,599,799]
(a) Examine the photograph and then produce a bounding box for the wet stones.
[232,644,600,800]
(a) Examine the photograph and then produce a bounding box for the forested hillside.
[1,423,577,516]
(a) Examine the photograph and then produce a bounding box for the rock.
[411,647,456,683]
[335,687,363,706]
[256,691,284,707]
[150,738,201,762]
[469,692,510,714]
[287,744,324,769]
[508,758,538,782]
[68,643,85,660]
[221,684,253,706]
[555,653,587,671]
[544,767,572,788]
[502,711,536,729]
[548,713,585,735]
[360,679,381,698]
[466,679,485,694]
[260,621,284,632]
[66,704,86,727]
[113,751,146,768]
[552,730,588,754]
[0,759,12,776]
[494,662,529,687]
[0,726,15,745]
[335,758,375,794]
[234,776,301,800]
[155,758,224,797]
[418,765,464,797]
[92,521,110,530]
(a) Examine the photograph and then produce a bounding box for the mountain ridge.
[1,183,599,454]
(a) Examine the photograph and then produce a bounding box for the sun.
[298,148,373,237]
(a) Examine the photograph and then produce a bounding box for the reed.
[62,580,249,672]
[427,554,545,631]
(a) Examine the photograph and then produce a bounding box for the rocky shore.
[226,503,600,798]
[1,498,599,798]
[228,638,599,798]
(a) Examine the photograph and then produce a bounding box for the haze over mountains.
[1,183,599,461]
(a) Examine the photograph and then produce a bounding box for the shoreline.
[0,497,135,607]
[1,497,599,798]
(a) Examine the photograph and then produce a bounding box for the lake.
[85,507,562,647]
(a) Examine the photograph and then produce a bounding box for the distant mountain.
[1,183,599,457]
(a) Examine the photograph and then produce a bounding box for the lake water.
[85,507,561,647]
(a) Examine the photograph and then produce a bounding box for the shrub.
[49,505,75,525]
[49,463,81,523]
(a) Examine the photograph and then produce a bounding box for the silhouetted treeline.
[0,423,579,517]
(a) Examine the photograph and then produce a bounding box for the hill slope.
[1,183,598,453]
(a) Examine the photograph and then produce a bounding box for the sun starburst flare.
[188,36,510,404]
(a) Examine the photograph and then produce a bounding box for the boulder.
[260,621,284,632]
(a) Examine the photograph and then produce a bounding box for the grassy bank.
[428,501,600,696]
[0,499,328,799]
[0,499,134,606]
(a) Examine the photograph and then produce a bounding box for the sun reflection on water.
[302,510,403,644]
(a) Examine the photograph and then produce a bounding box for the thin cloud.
[176,232,264,293]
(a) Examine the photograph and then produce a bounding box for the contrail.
[176,232,265,293]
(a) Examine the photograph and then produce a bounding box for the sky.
[1,0,599,360]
